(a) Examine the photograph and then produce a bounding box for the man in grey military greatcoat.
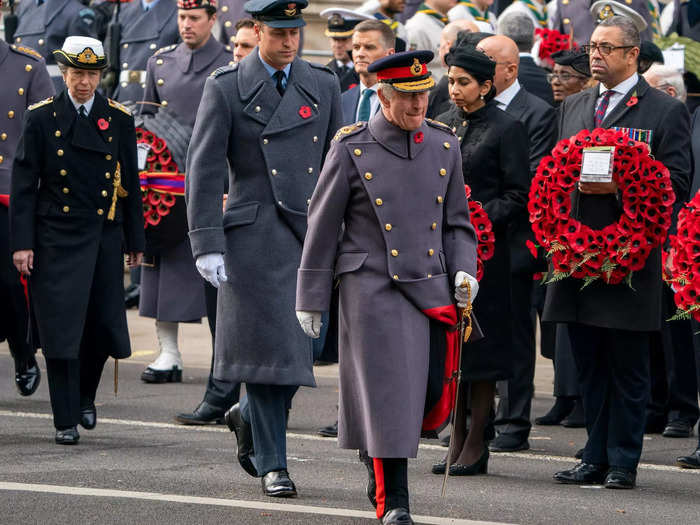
[185,0,342,498]
[296,51,479,525]
[0,5,54,397]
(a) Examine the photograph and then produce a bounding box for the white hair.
[644,63,687,102]
[378,83,396,100]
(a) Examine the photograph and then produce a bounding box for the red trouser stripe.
[373,457,386,519]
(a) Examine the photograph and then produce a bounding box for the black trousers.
[495,274,536,438]
[553,324,580,398]
[569,323,651,470]
[0,206,35,368]
[45,348,108,430]
[369,457,409,518]
[202,282,240,410]
[647,287,699,427]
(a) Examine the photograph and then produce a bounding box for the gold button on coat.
[0,133,6,141]
[55,130,61,137]
[354,148,362,156]
[385,224,392,231]
[255,106,261,112]
[308,167,313,174]
[62,187,69,194]
[391,249,398,257]
[437,196,443,203]
[428,249,434,256]
[564,17,570,24]
[222,5,229,11]
[25,64,32,72]
[57,149,64,156]
[375,198,383,206]
[105,172,111,179]
[60,169,67,176]
[62,206,69,213]
[0,156,3,164]
[156,59,163,65]
[97,208,104,215]
[271,169,277,175]
[150,43,157,50]
[8,111,15,118]
[263,138,269,144]
[105,154,112,160]
[431,222,437,230]
[393,275,399,280]
[18,88,24,95]
[101,190,108,197]
[364,172,372,180]
[443,142,450,149]
[439,168,446,176]
[157,78,164,86]
[313,136,318,142]
[225,20,232,27]
[161,100,168,107]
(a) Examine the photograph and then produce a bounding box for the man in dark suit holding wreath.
[545,16,691,489]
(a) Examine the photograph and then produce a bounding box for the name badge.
[580,146,614,183]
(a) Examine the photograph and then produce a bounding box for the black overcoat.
[543,77,691,332]
[438,102,530,380]
[10,90,145,359]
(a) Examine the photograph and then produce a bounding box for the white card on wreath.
[580,146,615,183]
[137,142,151,171]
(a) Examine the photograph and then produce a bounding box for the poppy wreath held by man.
[528,128,675,288]
[666,191,700,322]
[465,184,495,281]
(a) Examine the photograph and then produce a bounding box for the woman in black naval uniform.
[434,44,530,475]
[10,36,145,445]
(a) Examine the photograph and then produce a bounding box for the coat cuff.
[296,269,333,312]
[189,227,225,258]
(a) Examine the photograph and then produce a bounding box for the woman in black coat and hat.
[433,44,530,475]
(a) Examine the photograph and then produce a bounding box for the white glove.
[196,253,227,289]
[296,311,322,339]
[454,271,479,308]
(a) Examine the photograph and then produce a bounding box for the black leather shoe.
[224,403,257,477]
[381,508,414,525]
[261,469,297,498]
[554,462,607,484]
[359,450,376,508]
[317,420,338,437]
[604,468,636,489]
[141,366,182,383]
[574,447,584,459]
[676,447,700,469]
[175,401,225,425]
[449,448,489,476]
[15,358,41,397]
[125,283,140,309]
[561,400,585,428]
[55,427,80,445]
[535,397,575,425]
[662,419,693,438]
[80,405,96,430]
[489,433,529,452]
[431,457,446,475]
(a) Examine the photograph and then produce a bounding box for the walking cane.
[114,359,119,397]
[442,279,473,497]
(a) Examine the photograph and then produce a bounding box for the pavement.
[1,309,699,525]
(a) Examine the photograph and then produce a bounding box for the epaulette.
[210,63,238,77]
[153,44,177,56]
[426,118,455,135]
[309,62,335,75]
[28,96,53,111]
[334,122,365,142]
[108,98,132,116]
[10,44,42,60]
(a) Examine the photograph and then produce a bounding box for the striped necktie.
[594,90,614,128]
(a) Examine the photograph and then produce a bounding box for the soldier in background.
[320,8,365,92]
[13,0,98,89]
[0,2,55,397]
[111,0,179,103]
[217,0,246,44]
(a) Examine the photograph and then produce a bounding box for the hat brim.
[53,50,108,70]
[259,18,306,28]
[325,28,354,38]
[390,76,435,93]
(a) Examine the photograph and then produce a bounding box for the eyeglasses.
[581,43,635,56]
[547,72,587,83]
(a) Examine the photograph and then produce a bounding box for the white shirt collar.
[359,81,379,93]
[68,92,95,115]
[494,79,521,109]
[518,52,533,58]
[337,59,353,70]
[599,72,639,96]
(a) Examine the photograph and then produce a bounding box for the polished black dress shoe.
[141,365,182,383]
[450,448,489,476]
[317,420,338,437]
[554,462,608,484]
[489,433,529,452]
[124,283,140,309]
[561,400,585,428]
[55,427,80,445]
[15,358,41,397]
[662,419,693,438]
[535,397,575,425]
[261,469,297,498]
[381,508,414,525]
[604,468,636,489]
[574,447,584,460]
[431,457,446,475]
[676,447,700,468]
[80,405,96,430]
[224,403,257,477]
[175,401,225,425]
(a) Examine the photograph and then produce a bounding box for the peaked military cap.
[177,0,217,10]
[368,50,435,93]
[320,8,371,38]
[53,36,108,70]
[590,1,648,33]
[244,0,308,28]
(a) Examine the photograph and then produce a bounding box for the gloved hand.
[196,253,227,289]
[454,271,479,308]
[296,311,322,339]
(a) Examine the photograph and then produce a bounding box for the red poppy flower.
[98,118,109,130]
[526,240,538,259]
[299,105,312,119]
[414,131,424,144]
[626,96,638,107]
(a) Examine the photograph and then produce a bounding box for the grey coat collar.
[367,110,428,160]
[174,36,225,74]
[237,52,320,102]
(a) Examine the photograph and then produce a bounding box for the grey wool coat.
[296,112,478,458]
[186,51,342,387]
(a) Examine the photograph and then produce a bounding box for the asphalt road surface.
[1,311,699,525]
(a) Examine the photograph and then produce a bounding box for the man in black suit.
[341,20,396,125]
[547,16,691,488]
[498,11,555,105]
[477,34,557,453]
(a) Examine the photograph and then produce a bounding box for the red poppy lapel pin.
[413,131,424,144]
[626,92,638,107]
[299,105,312,119]
[98,118,109,130]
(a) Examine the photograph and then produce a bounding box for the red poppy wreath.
[528,128,675,288]
[666,191,700,322]
[466,184,495,281]
[535,28,577,67]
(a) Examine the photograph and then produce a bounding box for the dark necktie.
[78,105,87,117]
[594,90,614,128]
[273,70,285,96]
[357,89,374,122]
